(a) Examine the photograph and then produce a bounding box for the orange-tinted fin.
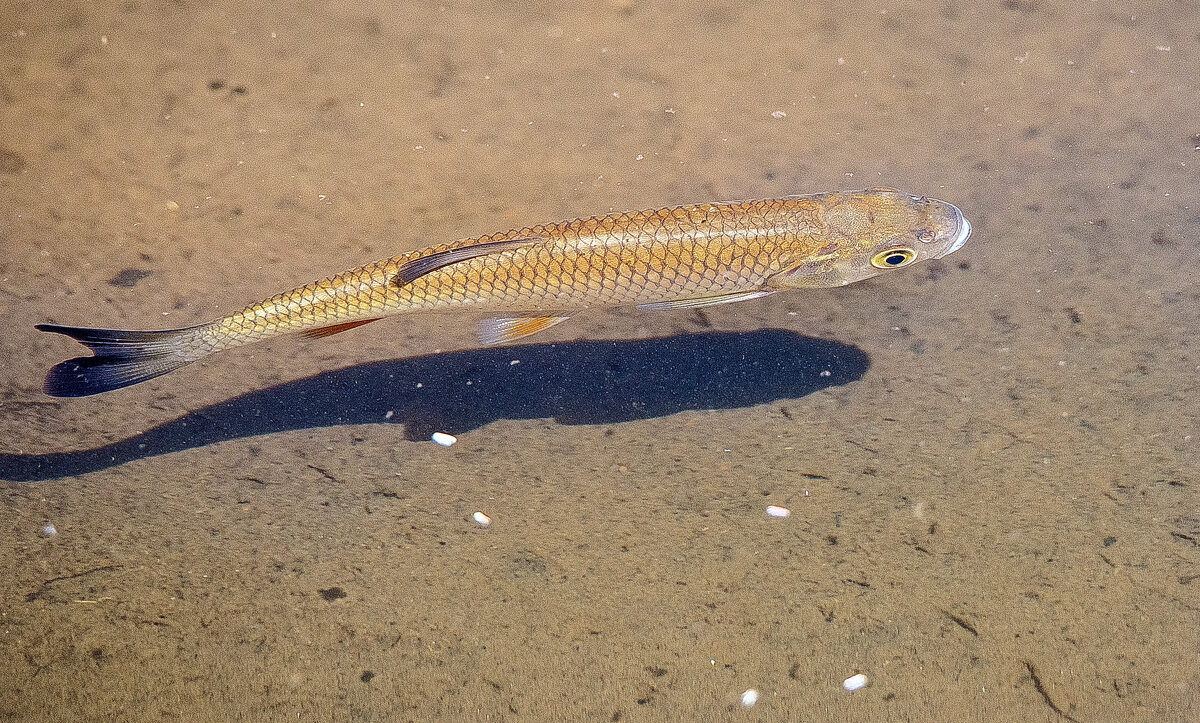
[299,318,381,339]
[478,316,571,345]
[35,323,199,397]
[392,236,543,287]
[635,290,774,311]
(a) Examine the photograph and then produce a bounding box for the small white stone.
[431,432,457,446]
[740,689,758,707]
[472,511,491,527]
[40,524,57,537]
[765,505,791,518]
[770,110,786,119]
[843,673,868,691]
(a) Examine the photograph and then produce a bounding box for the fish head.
[773,189,971,289]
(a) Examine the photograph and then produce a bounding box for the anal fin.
[636,290,774,312]
[300,318,381,339]
[479,316,571,345]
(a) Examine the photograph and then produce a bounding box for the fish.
[36,188,971,397]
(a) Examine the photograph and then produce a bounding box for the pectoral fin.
[392,237,544,287]
[635,290,774,311]
[479,316,571,345]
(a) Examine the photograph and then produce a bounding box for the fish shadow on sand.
[0,329,868,482]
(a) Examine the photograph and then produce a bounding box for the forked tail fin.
[36,324,201,397]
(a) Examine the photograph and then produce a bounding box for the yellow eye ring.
[870,247,917,269]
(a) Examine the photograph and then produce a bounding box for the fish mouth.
[945,204,972,255]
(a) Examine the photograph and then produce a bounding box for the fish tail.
[36,323,206,397]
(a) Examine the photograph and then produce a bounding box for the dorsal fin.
[299,318,381,339]
[392,236,543,287]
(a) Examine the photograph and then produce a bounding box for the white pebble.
[40,524,57,537]
[765,505,791,518]
[472,511,491,527]
[843,673,868,691]
[430,432,457,446]
[740,689,758,707]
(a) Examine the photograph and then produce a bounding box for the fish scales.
[35,189,972,396]
[214,197,820,346]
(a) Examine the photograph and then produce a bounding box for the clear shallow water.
[2,1,1197,720]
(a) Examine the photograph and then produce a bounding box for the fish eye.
[871,247,917,268]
